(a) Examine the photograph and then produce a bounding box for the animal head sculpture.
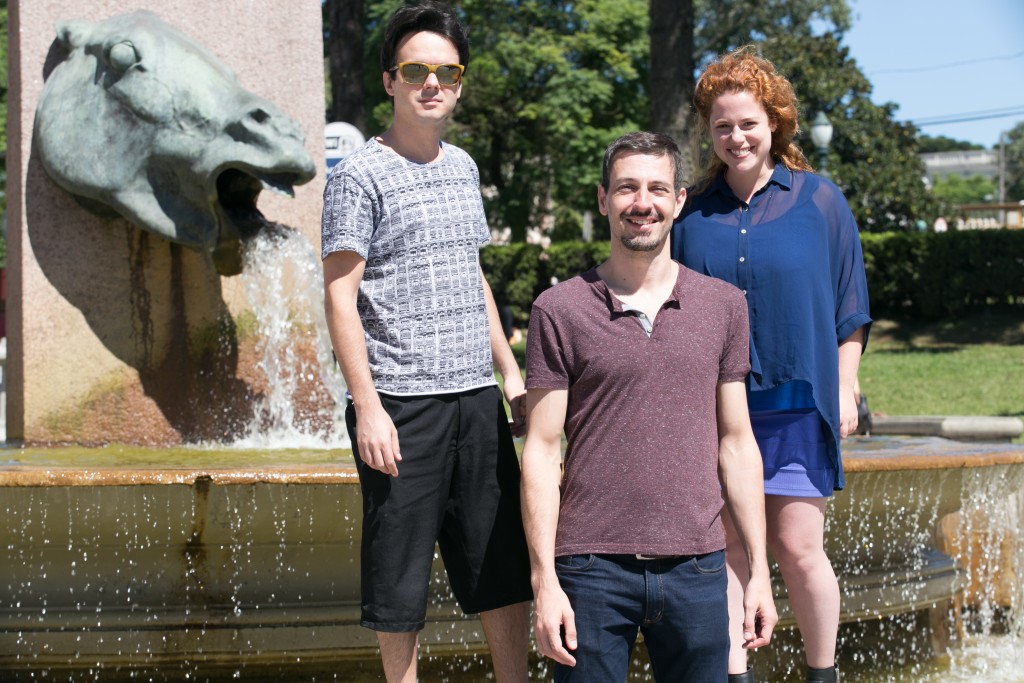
[34,10,317,275]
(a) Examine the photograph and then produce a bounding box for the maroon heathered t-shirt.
[526,264,750,557]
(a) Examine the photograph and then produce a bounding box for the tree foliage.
[452,0,650,241]
[761,33,937,230]
[693,0,850,61]
[332,0,932,238]
[930,174,997,206]
[917,134,983,154]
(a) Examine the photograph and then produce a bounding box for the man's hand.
[740,572,777,650]
[503,373,527,437]
[533,582,578,666]
[355,402,402,477]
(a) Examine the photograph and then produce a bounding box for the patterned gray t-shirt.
[321,138,495,396]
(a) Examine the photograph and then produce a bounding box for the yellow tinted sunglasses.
[391,61,465,86]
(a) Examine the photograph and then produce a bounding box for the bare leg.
[766,496,839,669]
[722,507,753,675]
[479,601,531,683]
[377,631,418,683]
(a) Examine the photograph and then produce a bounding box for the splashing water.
[234,224,348,449]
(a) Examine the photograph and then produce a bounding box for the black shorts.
[346,385,533,632]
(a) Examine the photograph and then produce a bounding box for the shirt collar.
[585,264,687,314]
[710,162,794,201]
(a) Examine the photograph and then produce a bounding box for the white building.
[919,149,998,181]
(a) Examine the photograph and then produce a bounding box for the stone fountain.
[1,437,1022,679]
[3,1,1023,680]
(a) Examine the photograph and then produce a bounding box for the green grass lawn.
[860,311,1024,421]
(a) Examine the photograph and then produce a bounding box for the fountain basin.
[1,436,1022,672]
[0,447,487,671]
[819,437,1024,630]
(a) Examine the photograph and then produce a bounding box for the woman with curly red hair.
[672,47,871,683]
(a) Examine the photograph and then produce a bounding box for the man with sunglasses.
[321,3,532,682]
[521,132,776,682]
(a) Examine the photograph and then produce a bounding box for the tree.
[761,33,938,230]
[692,0,850,61]
[331,1,934,238]
[917,134,983,154]
[450,0,651,241]
[323,0,367,133]
[1004,121,1024,202]
[649,0,695,183]
[662,0,851,183]
[1,0,8,246]
[930,174,996,208]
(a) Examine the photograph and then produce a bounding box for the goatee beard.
[620,234,663,252]
[620,212,665,252]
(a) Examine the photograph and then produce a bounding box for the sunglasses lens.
[436,65,462,85]
[400,63,430,83]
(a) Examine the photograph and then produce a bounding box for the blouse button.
[739,257,746,263]
[741,229,747,234]
[742,289,747,296]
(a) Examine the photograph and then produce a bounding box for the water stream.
[234,225,348,450]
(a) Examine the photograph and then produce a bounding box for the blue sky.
[842,0,1024,149]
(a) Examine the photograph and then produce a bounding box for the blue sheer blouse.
[671,165,872,490]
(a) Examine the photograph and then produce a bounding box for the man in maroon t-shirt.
[521,132,777,682]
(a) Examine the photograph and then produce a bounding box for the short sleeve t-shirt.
[526,265,751,557]
[321,138,495,396]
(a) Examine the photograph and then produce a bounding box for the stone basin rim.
[1,435,1023,486]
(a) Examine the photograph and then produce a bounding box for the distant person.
[673,48,871,683]
[320,3,531,681]
[522,131,777,682]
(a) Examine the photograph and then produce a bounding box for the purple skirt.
[749,382,833,498]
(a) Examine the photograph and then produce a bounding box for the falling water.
[738,460,1024,683]
[233,224,348,449]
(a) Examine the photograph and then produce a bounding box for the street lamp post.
[810,111,834,180]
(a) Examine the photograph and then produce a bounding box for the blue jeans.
[553,552,729,683]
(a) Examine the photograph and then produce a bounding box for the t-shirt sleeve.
[525,303,572,390]
[719,289,751,383]
[469,155,491,247]
[321,167,376,261]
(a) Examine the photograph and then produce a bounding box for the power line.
[915,105,1024,121]
[914,106,1024,127]
[869,50,1024,76]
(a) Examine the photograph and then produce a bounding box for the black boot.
[728,668,755,683]
[806,665,837,683]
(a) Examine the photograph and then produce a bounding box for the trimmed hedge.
[862,230,1024,318]
[544,241,611,284]
[479,242,544,327]
[483,230,1024,324]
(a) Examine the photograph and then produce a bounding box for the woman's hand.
[839,385,859,438]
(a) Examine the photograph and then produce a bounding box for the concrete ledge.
[871,415,1024,442]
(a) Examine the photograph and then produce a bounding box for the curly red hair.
[692,47,811,192]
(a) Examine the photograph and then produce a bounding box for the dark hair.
[692,46,812,192]
[380,2,470,74]
[601,132,684,191]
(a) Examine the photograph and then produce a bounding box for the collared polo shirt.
[526,265,750,557]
